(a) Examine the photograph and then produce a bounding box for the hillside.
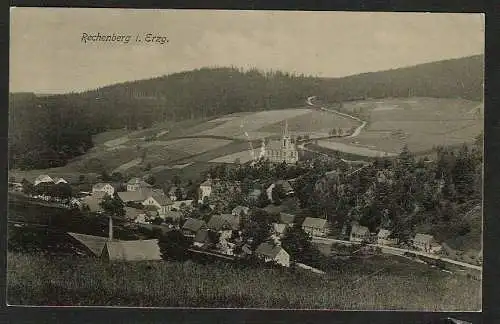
[9,55,483,170]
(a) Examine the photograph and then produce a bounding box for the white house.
[198,179,212,202]
[301,217,329,237]
[127,177,152,192]
[255,242,290,267]
[377,229,398,246]
[350,224,370,243]
[142,193,173,217]
[34,174,54,186]
[412,233,441,253]
[92,183,115,197]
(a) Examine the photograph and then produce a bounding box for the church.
[259,121,299,164]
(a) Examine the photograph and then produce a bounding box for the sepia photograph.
[8,8,484,311]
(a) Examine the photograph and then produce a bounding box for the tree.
[271,184,286,205]
[158,230,192,261]
[144,174,156,185]
[175,187,184,201]
[281,226,318,263]
[256,190,270,208]
[78,174,86,183]
[99,194,125,218]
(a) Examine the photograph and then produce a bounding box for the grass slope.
[8,252,481,310]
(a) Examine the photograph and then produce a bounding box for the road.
[306,96,368,139]
[311,236,482,271]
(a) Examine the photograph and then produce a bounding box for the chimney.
[108,216,113,241]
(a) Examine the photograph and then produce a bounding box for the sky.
[10,8,484,94]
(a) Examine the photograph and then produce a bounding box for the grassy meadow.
[7,252,481,310]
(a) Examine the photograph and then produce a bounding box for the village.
[8,124,480,275]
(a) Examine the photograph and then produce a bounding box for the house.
[34,174,54,186]
[272,223,288,238]
[142,193,173,216]
[377,229,398,246]
[350,224,370,243]
[301,217,329,237]
[266,180,294,202]
[134,212,150,224]
[117,189,152,203]
[92,183,115,197]
[412,233,441,253]
[67,232,109,256]
[101,239,162,261]
[232,205,250,217]
[182,218,207,237]
[255,242,290,267]
[198,178,212,202]
[207,214,240,236]
[193,229,210,248]
[127,177,152,192]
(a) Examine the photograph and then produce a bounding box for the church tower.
[282,120,292,149]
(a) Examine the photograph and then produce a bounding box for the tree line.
[9,55,483,170]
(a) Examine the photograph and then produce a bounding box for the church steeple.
[282,120,291,148]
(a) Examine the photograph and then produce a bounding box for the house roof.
[82,196,103,213]
[273,223,287,235]
[93,182,113,190]
[182,218,206,232]
[207,214,240,231]
[68,232,108,256]
[302,217,327,229]
[127,177,152,187]
[414,233,434,243]
[194,229,210,243]
[103,239,162,261]
[117,190,150,202]
[268,180,294,193]
[146,193,173,206]
[377,229,392,238]
[255,242,285,259]
[279,212,296,224]
[34,175,54,184]
[351,225,370,236]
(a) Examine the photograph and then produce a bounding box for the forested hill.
[9,55,483,170]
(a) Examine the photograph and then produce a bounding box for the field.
[317,97,483,156]
[7,252,481,310]
[196,108,314,140]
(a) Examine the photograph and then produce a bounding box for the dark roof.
[279,212,296,224]
[207,214,240,231]
[302,217,327,229]
[68,232,108,256]
[182,218,206,232]
[127,177,152,187]
[255,242,285,259]
[147,193,173,206]
[103,239,162,261]
[194,229,210,243]
[232,205,250,215]
[117,190,151,202]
